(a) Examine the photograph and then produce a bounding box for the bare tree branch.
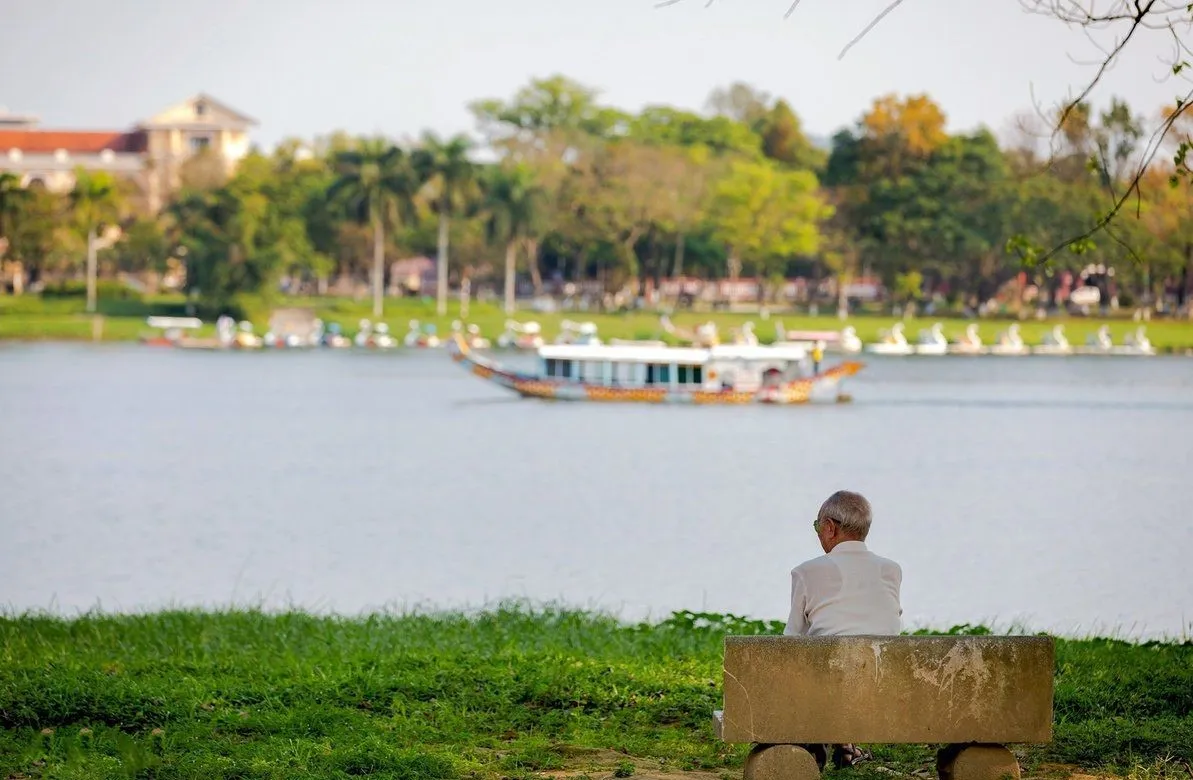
[660,0,1193,264]
[835,0,907,60]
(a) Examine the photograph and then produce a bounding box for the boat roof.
[146,316,203,329]
[711,343,809,360]
[538,342,808,364]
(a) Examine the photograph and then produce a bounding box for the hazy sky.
[0,0,1180,148]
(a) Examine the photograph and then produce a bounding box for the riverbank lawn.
[4,293,1193,350]
[1,609,1189,779]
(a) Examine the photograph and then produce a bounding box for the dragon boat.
[448,333,863,405]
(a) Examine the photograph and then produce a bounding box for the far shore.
[4,294,1193,353]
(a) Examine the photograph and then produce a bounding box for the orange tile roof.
[0,130,147,154]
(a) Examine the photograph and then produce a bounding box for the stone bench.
[713,635,1054,780]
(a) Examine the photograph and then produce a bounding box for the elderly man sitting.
[785,490,903,769]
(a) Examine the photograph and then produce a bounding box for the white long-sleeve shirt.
[784,540,903,636]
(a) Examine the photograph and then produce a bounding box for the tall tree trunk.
[525,237,543,295]
[86,228,98,314]
[670,231,686,308]
[727,249,741,305]
[436,211,450,316]
[672,231,685,278]
[372,217,384,319]
[504,240,517,315]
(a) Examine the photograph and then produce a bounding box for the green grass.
[1,608,1189,780]
[3,293,1193,351]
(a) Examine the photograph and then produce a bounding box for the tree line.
[0,76,1190,316]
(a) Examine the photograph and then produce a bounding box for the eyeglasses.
[814,516,837,532]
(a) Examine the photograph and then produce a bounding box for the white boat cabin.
[537,343,811,392]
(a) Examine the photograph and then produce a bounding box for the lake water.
[2,343,1191,639]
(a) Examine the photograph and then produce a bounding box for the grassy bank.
[1,609,1189,780]
[3,294,1193,352]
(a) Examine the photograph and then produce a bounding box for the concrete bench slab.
[719,635,1054,745]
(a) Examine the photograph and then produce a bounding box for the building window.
[195,101,207,117]
[190,136,211,152]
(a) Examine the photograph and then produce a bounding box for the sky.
[0,0,1182,149]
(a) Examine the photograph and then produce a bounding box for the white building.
[0,94,257,212]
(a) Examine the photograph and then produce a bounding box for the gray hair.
[817,490,872,540]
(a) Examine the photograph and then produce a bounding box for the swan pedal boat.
[448,333,863,405]
[866,322,914,356]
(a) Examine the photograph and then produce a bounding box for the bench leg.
[937,743,1020,780]
[744,744,822,780]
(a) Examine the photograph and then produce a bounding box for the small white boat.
[355,319,398,349]
[989,323,1028,356]
[948,323,987,355]
[866,322,914,356]
[354,319,373,348]
[1080,324,1157,356]
[1120,326,1156,356]
[451,320,491,350]
[141,316,204,347]
[660,315,720,347]
[233,321,263,349]
[1032,325,1073,356]
[914,322,948,356]
[496,319,544,350]
[1077,324,1114,355]
[404,319,441,348]
[732,321,759,346]
[322,322,352,348]
[373,322,398,349]
[839,326,863,354]
[556,320,602,346]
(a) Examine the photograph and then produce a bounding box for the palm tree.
[70,169,122,313]
[328,140,421,318]
[414,133,476,316]
[481,164,546,314]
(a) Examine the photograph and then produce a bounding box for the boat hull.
[449,335,861,405]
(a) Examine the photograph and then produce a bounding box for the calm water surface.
[2,343,1191,638]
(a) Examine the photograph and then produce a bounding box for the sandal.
[832,744,873,769]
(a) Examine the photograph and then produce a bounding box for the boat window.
[561,360,574,379]
[605,361,617,385]
[545,359,558,378]
[692,365,704,385]
[614,361,636,386]
[659,364,672,384]
[645,364,657,385]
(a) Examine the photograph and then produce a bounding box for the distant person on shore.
[785,490,903,769]
[811,340,824,375]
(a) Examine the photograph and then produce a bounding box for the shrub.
[41,280,142,302]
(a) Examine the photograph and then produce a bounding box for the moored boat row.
[847,321,1156,357]
[141,312,1162,359]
